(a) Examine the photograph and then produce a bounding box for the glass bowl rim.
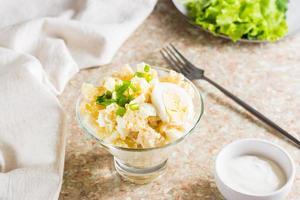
[76,66,204,152]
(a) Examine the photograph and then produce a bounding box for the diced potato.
[112,65,134,80]
[136,127,165,148]
[160,70,184,84]
[81,83,105,101]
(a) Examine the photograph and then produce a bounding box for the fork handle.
[202,75,300,148]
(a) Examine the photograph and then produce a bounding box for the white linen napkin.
[0,0,156,199]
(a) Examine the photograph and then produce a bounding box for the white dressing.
[222,155,286,195]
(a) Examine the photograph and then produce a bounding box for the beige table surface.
[59,0,300,199]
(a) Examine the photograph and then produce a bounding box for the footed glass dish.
[76,66,204,184]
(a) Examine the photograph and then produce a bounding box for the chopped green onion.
[128,95,134,101]
[105,91,112,98]
[96,76,145,109]
[116,107,126,116]
[117,95,130,107]
[113,80,135,107]
[99,99,115,106]
[96,91,116,106]
[129,103,139,111]
[129,84,139,92]
[145,74,152,82]
[135,72,144,78]
[144,64,151,72]
[134,71,152,82]
[115,80,131,94]
[96,94,105,104]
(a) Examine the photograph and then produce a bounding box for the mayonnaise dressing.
[222,155,286,195]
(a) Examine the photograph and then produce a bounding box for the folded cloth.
[0,0,156,199]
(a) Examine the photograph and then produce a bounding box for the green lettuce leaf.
[186,0,288,42]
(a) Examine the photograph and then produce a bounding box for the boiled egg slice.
[151,82,193,124]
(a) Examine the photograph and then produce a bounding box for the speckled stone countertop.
[59,0,300,199]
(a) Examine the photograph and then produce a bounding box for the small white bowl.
[215,139,296,200]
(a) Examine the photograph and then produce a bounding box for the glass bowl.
[76,66,204,184]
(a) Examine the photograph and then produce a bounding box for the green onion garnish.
[115,80,130,94]
[116,107,126,116]
[96,73,146,110]
[135,72,144,78]
[129,103,139,111]
[96,91,116,106]
[145,74,152,82]
[129,84,139,92]
[134,71,152,82]
[144,64,151,72]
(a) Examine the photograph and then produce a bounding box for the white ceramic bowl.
[215,139,296,200]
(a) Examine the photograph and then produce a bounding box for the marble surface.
[59,0,300,199]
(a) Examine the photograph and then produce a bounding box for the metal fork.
[160,44,300,149]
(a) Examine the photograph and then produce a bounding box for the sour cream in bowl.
[215,139,296,200]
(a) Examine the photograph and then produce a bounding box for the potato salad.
[80,63,195,148]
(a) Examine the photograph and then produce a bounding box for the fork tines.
[160,44,204,80]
